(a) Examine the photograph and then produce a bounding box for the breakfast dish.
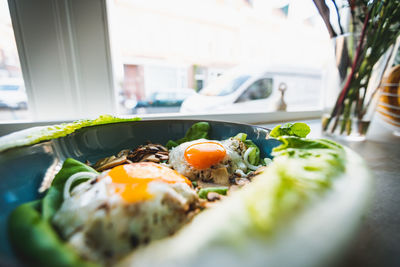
[7,120,370,267]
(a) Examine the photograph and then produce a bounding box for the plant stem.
[323,0,400,136]
[328,7,370,134]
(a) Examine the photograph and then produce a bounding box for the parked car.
[134,88,196,114]
[180,65,322,113]
[0,79,28,110]
[118,90,138,110]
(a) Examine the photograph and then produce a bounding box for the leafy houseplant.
[314,0,400,139]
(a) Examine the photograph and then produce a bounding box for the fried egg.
[168,139,248,185]
[52,162,199,264]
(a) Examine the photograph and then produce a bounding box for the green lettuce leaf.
[0,115,141,152]
[270,122,310,138]
[42,158,97,221]
[8,158,98,267]
[245,135,345,234]
[8,201,97,267]
[272,136,343,154]
[166,122,210,149]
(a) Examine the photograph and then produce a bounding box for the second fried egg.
[168,139,248,185]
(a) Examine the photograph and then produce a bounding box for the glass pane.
[0,0,30,121]
[236,78,273,103]
[111,0,330,115]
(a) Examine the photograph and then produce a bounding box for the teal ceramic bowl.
[0,119,280,265]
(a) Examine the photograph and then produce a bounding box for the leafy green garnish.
[0,115,141,153]
[42,158,97,221]
[8,159,98,267]
[244,140,261,166]
[198,187,229,199]
[234,133,261,166]
[8,201,97,267]
[272,136,343,155]
[270,122,310,138]
[245,135,345,234]
[234,133,247,142]
[166,122,210,149]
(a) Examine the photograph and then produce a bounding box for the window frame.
[7,0,117,121]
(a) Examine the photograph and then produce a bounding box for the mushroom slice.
[92,150,130,172]
[128,144,169,163]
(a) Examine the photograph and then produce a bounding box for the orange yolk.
[184,141,226,170]
[107,162,191,203]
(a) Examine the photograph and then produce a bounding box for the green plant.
[314,0,400,135]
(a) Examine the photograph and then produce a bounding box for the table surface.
[261,117,400,267]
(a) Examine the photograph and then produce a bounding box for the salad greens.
[270,122,311,138]
[198,187,229,199]
[0,115,141,153]
[233,133,261,166]
[9,201,97,267]
[8,159,98,267]
[166,122,210,149]
[42,158,98,221]
[244,136,345,234]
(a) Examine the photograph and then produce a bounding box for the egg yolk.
[107,162,191,203]
[184,141,226,170]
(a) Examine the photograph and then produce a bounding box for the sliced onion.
[243,147,261,171]
[235,169,247,177]
[63,172,97,200]
[264,158,273,166]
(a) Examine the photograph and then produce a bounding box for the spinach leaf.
[270,122,310,138]
[42,158,97,221]
[9,159,98,266]
[166,122,210,149]
[8,201,97,267]
[272,136,343,154]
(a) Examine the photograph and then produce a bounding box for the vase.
[322,33,399,141]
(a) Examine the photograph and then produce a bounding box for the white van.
[180,65,322,113]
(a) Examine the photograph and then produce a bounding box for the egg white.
[52,169,198,264]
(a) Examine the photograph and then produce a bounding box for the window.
[1,0,329,131]
[236,78,273,103]
[0,0,29,121]
[111,0,330,115]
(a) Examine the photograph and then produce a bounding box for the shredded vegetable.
[63,172,97,200]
